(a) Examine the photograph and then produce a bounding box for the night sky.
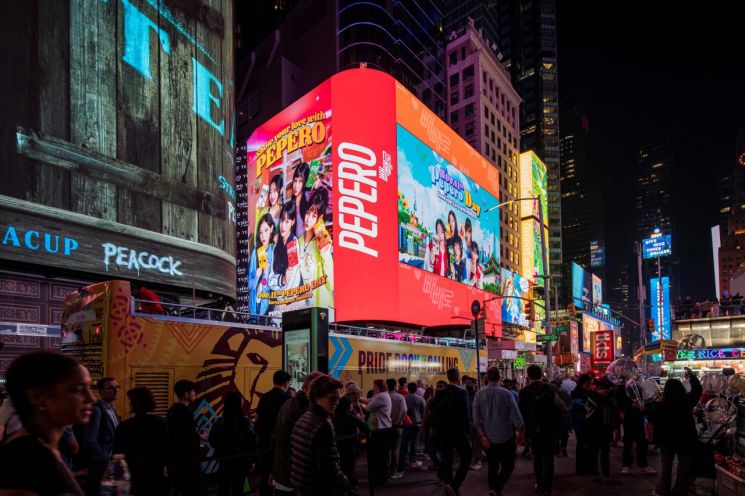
[557,2,745,300]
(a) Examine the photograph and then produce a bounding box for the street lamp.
[484,194,553,377]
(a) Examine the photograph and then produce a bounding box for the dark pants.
[389,427,402,474]
[84,464,105,496]
[439,433,472,490]
[657,449,692,496]
[399,425,420,468]
[575,431,588,475]
[169,462,204,496]
[217,460,248,496]
[369,430,392,484]
[623,415,649,468]
[587,434,611,477]
[559,417,570,452]
[340,448,360,496]
[530,435,556,492]
[425,435,441,470]
[259,440,273,496]
[485,437,516,493]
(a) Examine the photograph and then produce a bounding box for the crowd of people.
[673,293,745,319]
[0,351,706,496]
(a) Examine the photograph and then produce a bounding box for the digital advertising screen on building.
[592,274,603,306]
[242,69,503,330]
[519,151,549,282]
[642,234,672,259]
[572,262,591,310]
[650,276,671,341]
[500,267,531,327]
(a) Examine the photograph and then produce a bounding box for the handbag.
[402,414,413,427]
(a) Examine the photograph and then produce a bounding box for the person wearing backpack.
[518,365,566,496]
[429,368,472,496]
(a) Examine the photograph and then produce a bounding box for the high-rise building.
[560,109,604,275]
[718,127,745,295]
[236,0,446,142]
[445,21,522,274]
[635,139,674,240]
[443,0,563,295]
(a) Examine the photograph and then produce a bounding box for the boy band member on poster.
[248,213,276,315]
[429,219,450,277]
[297,189,334,309]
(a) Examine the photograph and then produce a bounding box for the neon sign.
[665,348,745,361]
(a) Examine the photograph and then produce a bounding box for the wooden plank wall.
[1,0,235,257]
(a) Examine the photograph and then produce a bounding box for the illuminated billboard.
[519,152,549,282]
[650,276,671,341]
[243,69,503,330]
[642,234,672,259]
[572,262,591,309]
[397,126,500,293]
[592,274,603,306]
[590,240,605,268]
[591,330,614,367]
[582,313,608,354]
[501,267,530,327]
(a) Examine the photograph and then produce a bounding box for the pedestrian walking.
[464,376,484,471]
[256,370,292,496]
[0,351,95,495]
[366,379,393,485]
[387,378,408,479]
[344,382,366,420]
[551,379,571,457]
[399,382,426,471]
[114,387,170,495]
[333,395,370,496]
[617,373,655,475]
[584,378,618,485]
[421,384,442,472]
[82,376,121,496]
[209,391,257,496]
[272,371,325,494]
[570,374,593,475]
[518,365,566,496]
[473,367,524,496]
[429,368,472,496]
[648,367,702,496]
[290,374,349,496]
[167,379,203,496]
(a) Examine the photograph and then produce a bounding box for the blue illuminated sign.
[650,277,671,341]
[642,234,672,259]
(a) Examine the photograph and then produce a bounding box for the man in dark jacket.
[430,368,472,496]
[290,374,349,496]
[518,365,566,496]
[83,377,120,496]
[273,371,325,494]
[167,380,202,496]
[617,377,655,475]
[256,370,292,496]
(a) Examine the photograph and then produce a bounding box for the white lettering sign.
[337,142,379,258]
[102,243,183,276]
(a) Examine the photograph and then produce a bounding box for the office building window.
[464,85,474,99]
[465,103,474,117]
[451,91,459,105]
[450,73,459,86]
[449,52,457,66]
[463,65,474,80]
[451,110,459,123]
[465,122,474,136]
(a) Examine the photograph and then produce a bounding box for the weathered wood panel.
[195,0,222,250]
[69,0,118,221]
[161,0,199,242]
[220,0,236,257]
[116,0,162,232]
[33,0,71,210]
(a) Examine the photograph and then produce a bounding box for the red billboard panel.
[591,330,614,367]
[242,69,501,333]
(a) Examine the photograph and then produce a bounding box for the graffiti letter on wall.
[121,0,171,80]
[192,57,225,136]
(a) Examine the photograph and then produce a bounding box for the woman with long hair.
[429,219,450,277]
[263,173,284,226]
[209,391,257,496]
[269,201,302,294]
[298,188,333,308]
[291,162,311,238]
[649,367,702,496]
[0,351,95,495]
[114,387,169,495]
[248,213,276,316]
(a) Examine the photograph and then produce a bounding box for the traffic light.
[647,319,655,335]
[525,299,535,322]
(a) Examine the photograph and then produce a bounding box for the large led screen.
[501,267,530,327]
[592,274,603,306]
[397,125,500,293]
[572,262,591,310]
[650,276,671,341]
[242,69,504,330]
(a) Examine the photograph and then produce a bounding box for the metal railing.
[673,303,745,321]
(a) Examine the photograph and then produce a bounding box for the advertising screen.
[570,321,579,355]
[501,267,531,327]
[650,276,671,341]
[592,274,603,306]
[590,240,605,268]
[397,125,500,293]
[242,69,503,330]
[582,313,606,353]
[642,234,672,259]
[519,152,549,282]
[284,328,311,390]
[591,330,614,367]
[572,262,591,309]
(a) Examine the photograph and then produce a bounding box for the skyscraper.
[635,139,674,240]
[560,108,604,275]
[718,127,745,296]
[445,21,522,275]
[444,0,563,294]
[236,0,446,141]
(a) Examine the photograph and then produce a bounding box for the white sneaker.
[470,463,482,470]
[621,466,632,475]
[638,466,657,475]
[390,471,405,479]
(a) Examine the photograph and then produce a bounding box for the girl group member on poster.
[429,219,450,277]
[268,201,302,294]
[260,173,283,227]
[248,213,276,315]
[291,163,311,239]
[468,241,482,289]
[297,188,333,309]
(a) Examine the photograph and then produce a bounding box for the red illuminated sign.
[591,330,614,367]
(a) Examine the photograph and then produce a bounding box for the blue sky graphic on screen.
[397,125,501,293]
[501,267,530,326]
[650,276,671,341]
[572,262,590,309]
